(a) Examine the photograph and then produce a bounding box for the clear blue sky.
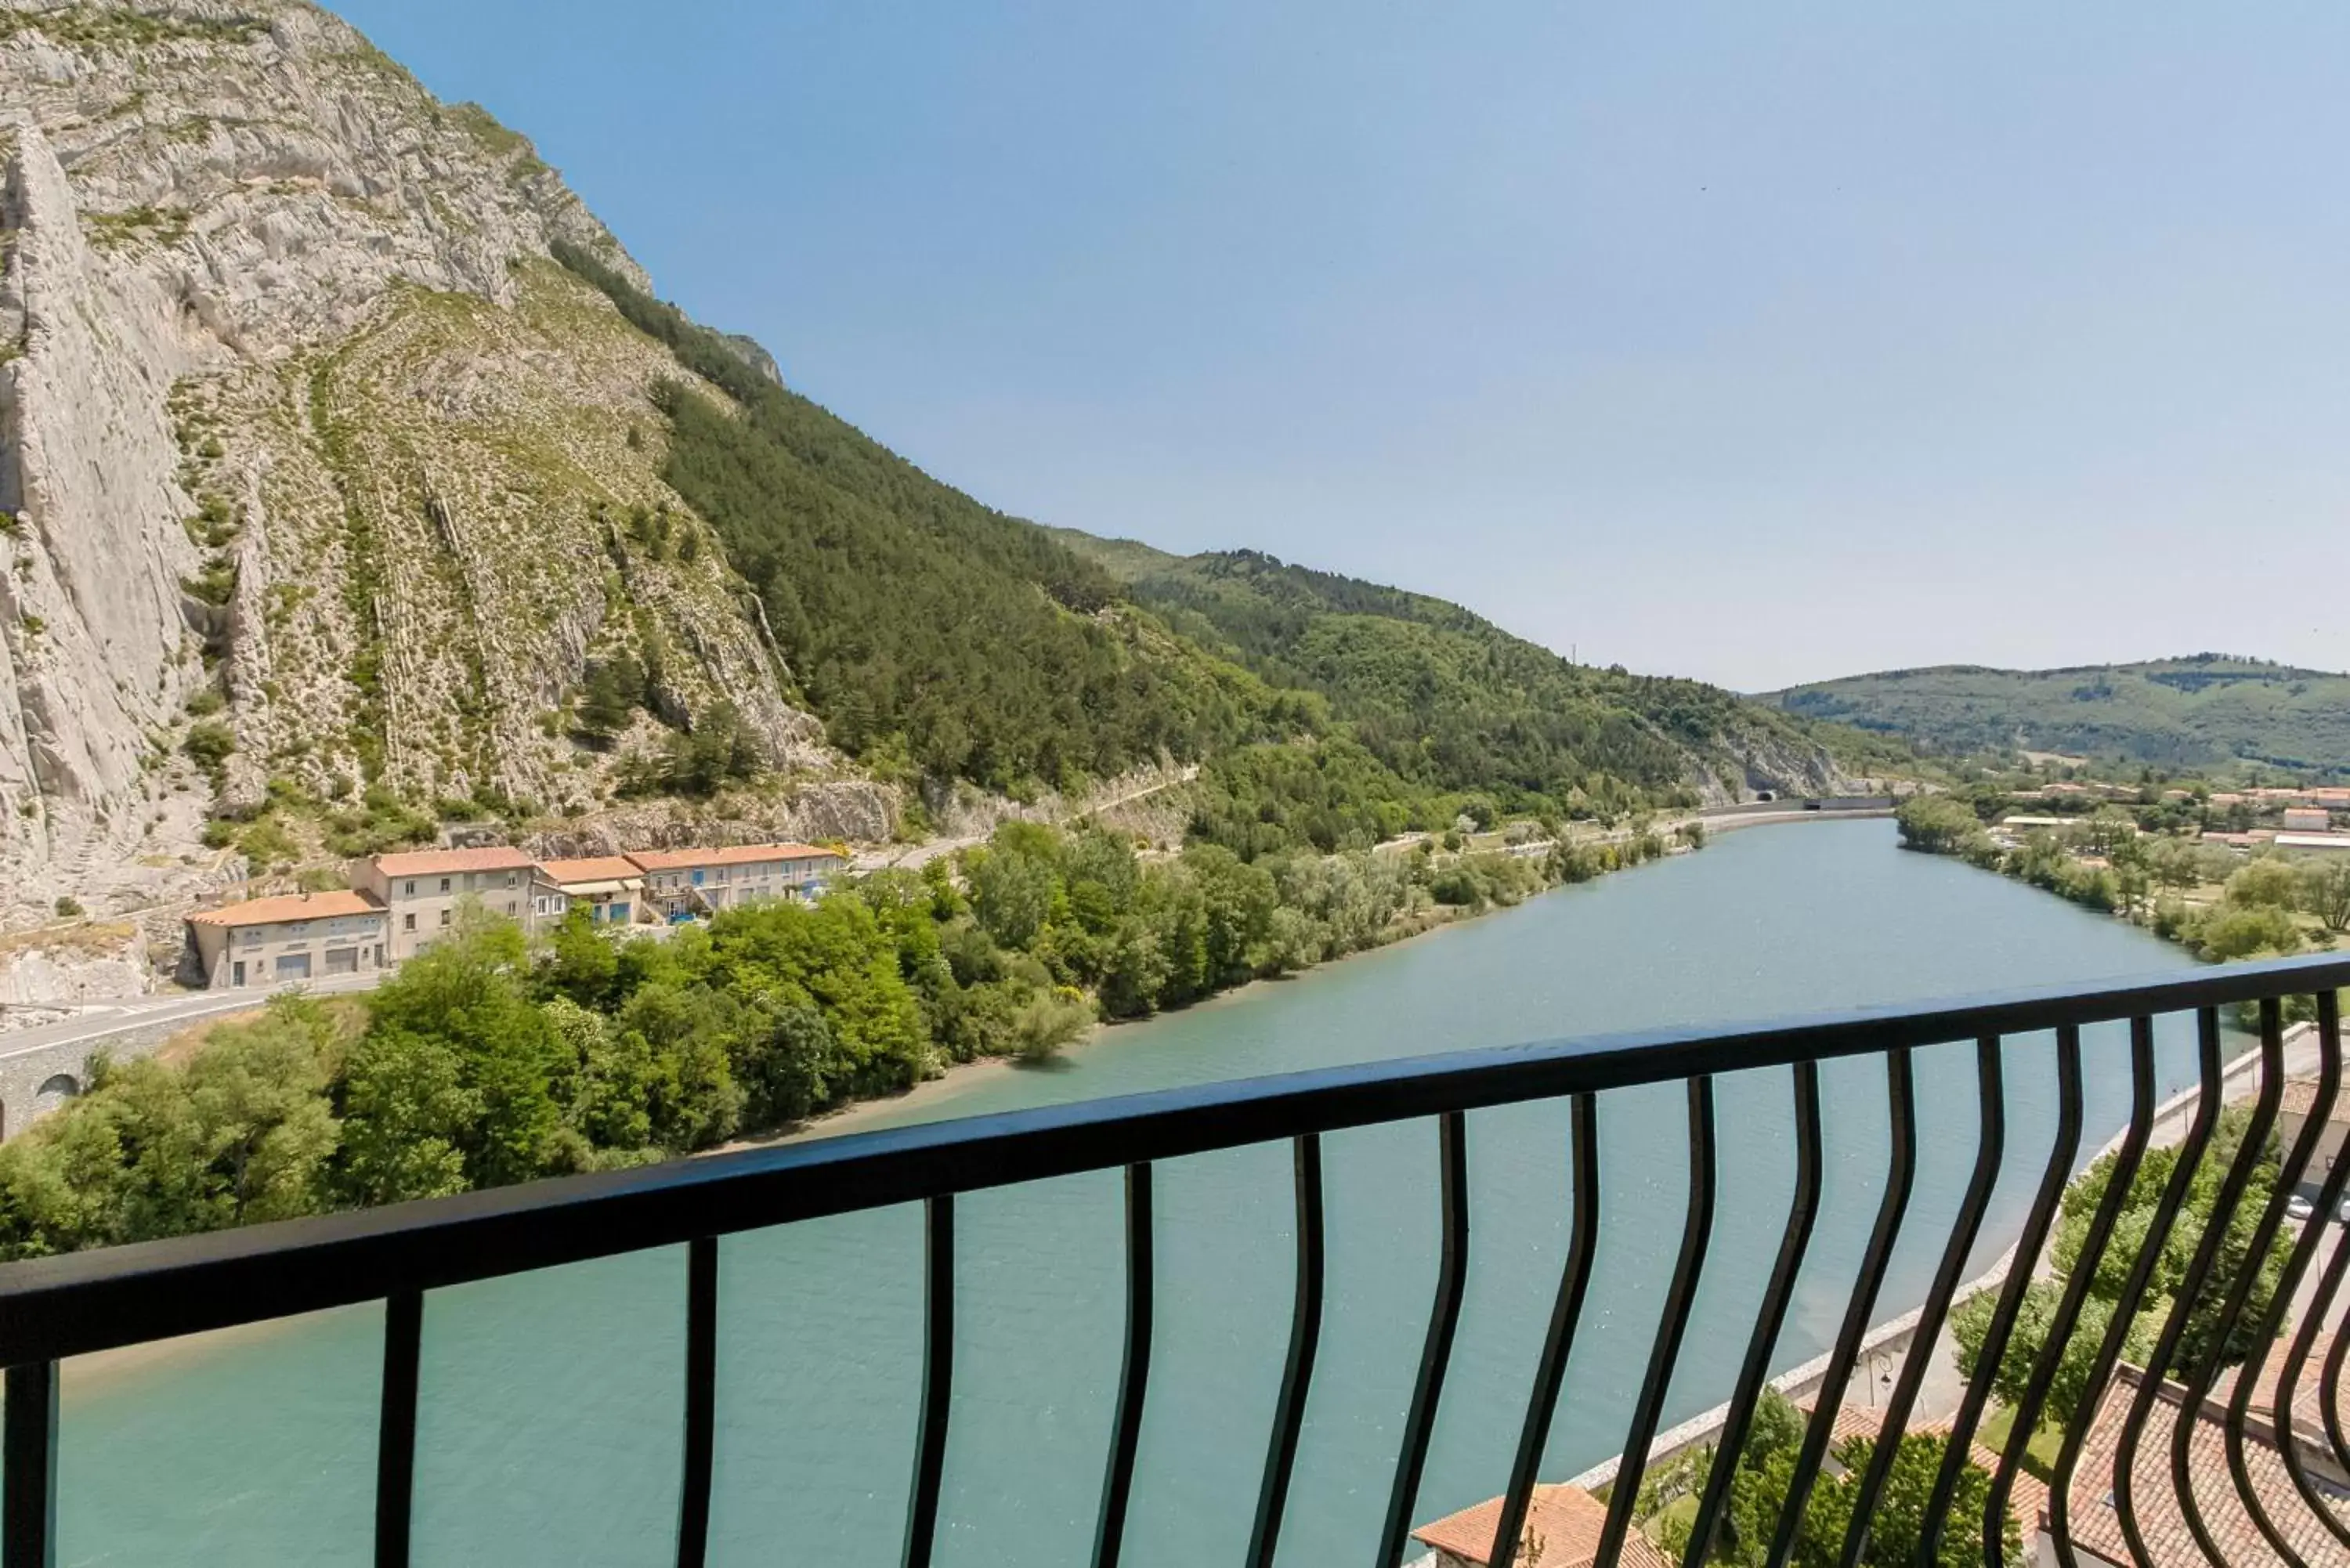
[334,0,2350,692]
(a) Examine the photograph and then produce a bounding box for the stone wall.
[0,1010,190,1140]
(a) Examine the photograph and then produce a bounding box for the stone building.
[185,890,390,989]
[626,844,843,921]
[352,847,539,961]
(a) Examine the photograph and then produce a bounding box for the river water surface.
[55,821,2214,1566]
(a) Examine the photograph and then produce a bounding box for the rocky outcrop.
[0,0,836,923]
[520,780,899,860]
[0,920,152,1025]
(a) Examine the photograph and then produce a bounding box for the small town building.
[1412,1483,1667,1568]
[532,856,647,927]
[2284,807,2334,833]
[186,890,389,989]
[2276,833,2350,854]
[626,843,844,921]
[2279,1077,2350,1189]
[354,846,540,961]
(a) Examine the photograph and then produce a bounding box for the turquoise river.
[50,819,2219,1566]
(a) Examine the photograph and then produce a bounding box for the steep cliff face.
[0,0,841,922]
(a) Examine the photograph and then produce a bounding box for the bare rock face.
[0,0,841,923]
[520,781,900,862]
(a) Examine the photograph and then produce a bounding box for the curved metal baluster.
[902,1195,954,1568]
[2042,1016,2186,1568]
[1244,1136,1325,1568]
[1491,1093,1601,1568]
[2277,1222,2350,1554]
[5,1360,59,1568]
[2229,992,2348,1559]
[1680,1064,1823,1568]
[2326,1305,2350,1473]
[1837,1038,2006,1568]
[2113,1008,2282,1568]
[1090,1164,1154,1568]
[1596,1076,1719,1568]
[376,1289,425,1568]
[676,1237,719,1568]
[2157,1005,2294,1568]
[1762,1050,1916,1568]
[1918,1026,2082,1566]
[1373,1112,1470,1568]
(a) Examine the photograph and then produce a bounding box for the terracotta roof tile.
[373,846,535,876]
[2280,1078,2350,1125]
[1412,1484,1668,1568]
[188,890,385,927]
[2064,1364,2350,1567]
[535,856,644,884]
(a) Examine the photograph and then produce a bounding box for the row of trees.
[1894,794,2350,966]
[1637,1389,2023,1567]
[1950,1105,2293,1435]
[0,818,1632,1258]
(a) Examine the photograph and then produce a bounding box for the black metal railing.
[5,952,2350,1567]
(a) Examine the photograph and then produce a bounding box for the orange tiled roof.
[2211,1329,2345,1439]
[625,843,841,872]
[2064,1364,2350,1567]
[536,856,644,885]
[1795,1400,2045,1535]
[1412,1484,1667,1568]
[188,890,385,927]
[2280,1079,2350,1125]
[373,846,535,876]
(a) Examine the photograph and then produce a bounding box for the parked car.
[2340,1196,2350,1224]
[2288,1194,2316,1220]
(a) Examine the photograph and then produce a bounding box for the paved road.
[0,972,387,1062]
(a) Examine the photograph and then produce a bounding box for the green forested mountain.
[1054,537,1904,819]
[1764,657,2350,776]
[557,244,1300,794]
[556,254,1885,847]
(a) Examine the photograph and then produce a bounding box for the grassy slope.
[1763,656,2350,775]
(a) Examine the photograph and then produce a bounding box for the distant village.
[1990,781,2350,854]
[182,842,846,992]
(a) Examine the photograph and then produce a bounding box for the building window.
[439,909,453,927]
[505,901,517,916]
[403,913,417,932]
[439,877,452,894]
[505,873,518,888]
[403,880,417,897]
[240,927,262,946]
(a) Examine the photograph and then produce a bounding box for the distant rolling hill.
[1761,656,2350,775]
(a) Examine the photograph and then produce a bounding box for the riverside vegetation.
[1629,1387,2022,1567]
[0,818,1678,1259]
[1894,793,2350,989]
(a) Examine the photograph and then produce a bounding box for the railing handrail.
[4,950,2346,1366]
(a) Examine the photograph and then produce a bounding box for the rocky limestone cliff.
[0,0,849,923]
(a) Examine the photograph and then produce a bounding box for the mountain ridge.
[2,0,1873,931]
[1762,655,2350,775]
